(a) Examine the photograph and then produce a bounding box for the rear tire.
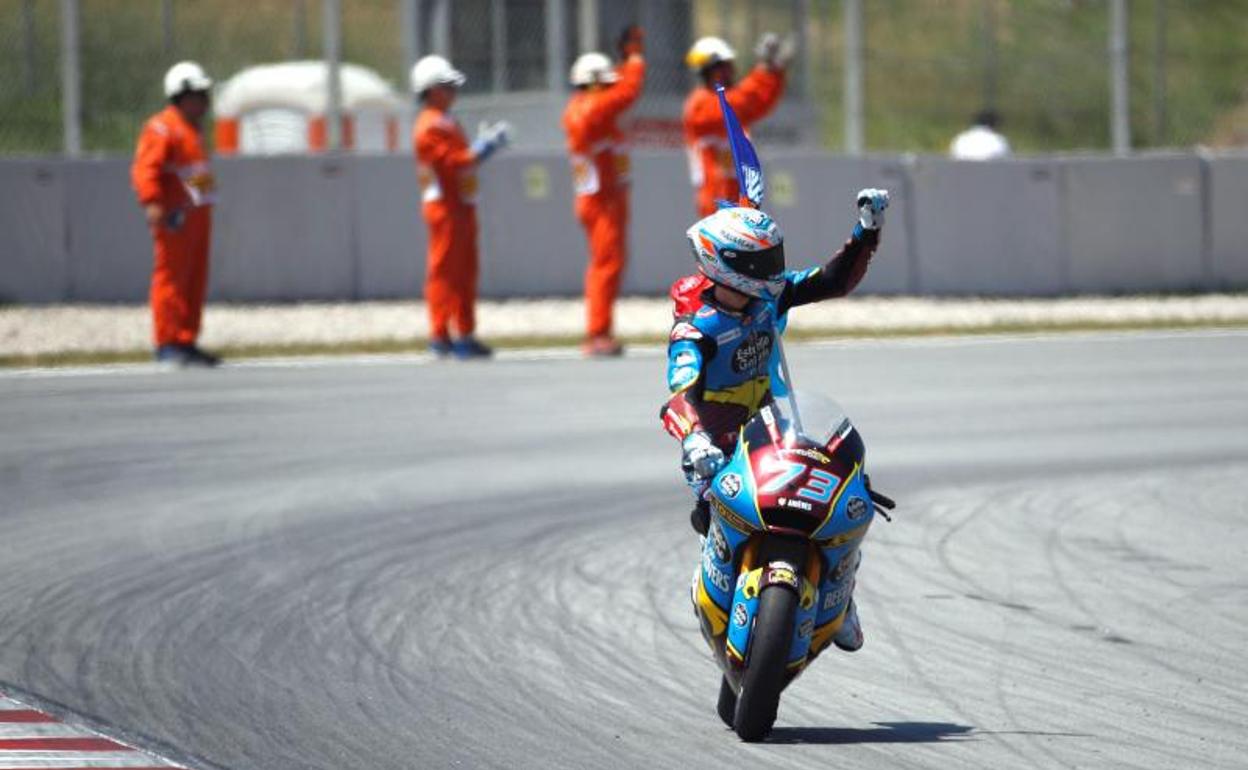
[716,676,737,727]
[733,585,798,741]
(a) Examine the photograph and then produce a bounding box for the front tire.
[733,585,798,741]
[716,676,737,727]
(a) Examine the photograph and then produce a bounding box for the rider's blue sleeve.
[667,339,705,394]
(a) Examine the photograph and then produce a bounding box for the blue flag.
[715,84,765,208]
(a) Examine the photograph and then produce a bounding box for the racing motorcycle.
[692,391,895,741]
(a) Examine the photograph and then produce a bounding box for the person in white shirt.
[950,110,1011,160]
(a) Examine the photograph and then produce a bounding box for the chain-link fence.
[1,0,1245,156]
[825,0,1248,154]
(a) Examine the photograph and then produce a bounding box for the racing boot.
[833,598,863,652]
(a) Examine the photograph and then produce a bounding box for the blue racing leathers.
[660,226,880,459]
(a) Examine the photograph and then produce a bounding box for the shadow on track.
[767,721,976,745]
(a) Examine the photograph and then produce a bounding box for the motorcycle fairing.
[696,514,751,637]
[724,559,819,679]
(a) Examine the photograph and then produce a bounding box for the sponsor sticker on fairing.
[718,473,743,499]
[779,496,813,511]
[702,551,732,593]
[766,563,799,589]
[733,603,748,628]
[821,578,853,611]
[708,520,731,563]
[782,447,832,464]
[846,496,868,520]
[798,617,814,638]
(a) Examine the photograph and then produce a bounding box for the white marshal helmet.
[410,55,466,94]
[685,36,736,72]
[163,61,212,99]
[687,207,786,300]
[569,52,619,87]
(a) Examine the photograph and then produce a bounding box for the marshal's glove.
[617,24,644,59]
[681,431,726,484]
[755,32,796,71]
[471,120,513,163]
[855,188,890,232]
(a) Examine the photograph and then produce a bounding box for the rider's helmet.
[686,207,786,300]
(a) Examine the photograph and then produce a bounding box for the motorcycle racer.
[660,189,889,652]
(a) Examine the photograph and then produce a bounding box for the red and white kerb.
[0,691,186,769]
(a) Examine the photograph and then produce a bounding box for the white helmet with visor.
[686,207,786,300]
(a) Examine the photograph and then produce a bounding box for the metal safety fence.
[0,1,1245,156]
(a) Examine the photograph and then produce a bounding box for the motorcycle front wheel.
[717,676,737,727]
[733,584,797,741]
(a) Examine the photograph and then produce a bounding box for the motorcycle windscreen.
[745,390,854,450]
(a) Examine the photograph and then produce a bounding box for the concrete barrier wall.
[1063,156,1208,293]
[1,152,1245,304]
[0,160,69,302]
[910,158,1065,295]
[65,160,151,301]
[1209,154,1248,289]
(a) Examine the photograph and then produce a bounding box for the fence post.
[795,0,811,102]
[1152,0,1167,145]
[577,0,598,54]
[431,0,450,57]
[843,0,863,155]
[492,0,508,93]
[1109,0,1131,155]
[400,0,419,78]
[22,0,37,93]
[323,0,343,151]
[60,0,81,156]
[546,0,567,94]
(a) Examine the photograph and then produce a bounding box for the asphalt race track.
[2,330,1247,769]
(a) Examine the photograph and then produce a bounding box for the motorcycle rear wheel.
[733,585,797,741]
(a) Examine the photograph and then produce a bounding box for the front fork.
[694,530,862,690]
[717,536,821,691]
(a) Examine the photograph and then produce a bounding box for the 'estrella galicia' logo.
[731,331,773,373]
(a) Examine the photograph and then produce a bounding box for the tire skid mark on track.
[4,330,1248,769]
[868,502,1051,770]
[928,479,1218,763]
[1040,495,1242,765]
[881,466,1248,769]
[1045,478,1248,727]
